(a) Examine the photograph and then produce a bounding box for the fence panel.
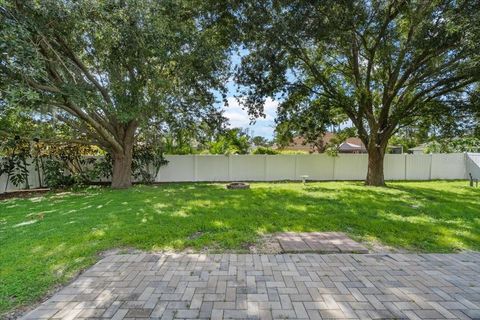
[431,153,466,179]
[384,154,406,180]
[265,155,296,180]
[229,155,266,181]
[157,155,195,182]
[467,153,480,179]
[0,153,471,191]
[405,154,431,180]
[296,155,335,180]
[196,155,229,181]
[333,154,368,180]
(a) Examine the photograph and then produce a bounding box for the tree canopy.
[1,0,233,187]
[235,0,480,185]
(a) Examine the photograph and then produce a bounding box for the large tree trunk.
[111,146,133,189]
[110,121,137,189]
[365,144,386,186]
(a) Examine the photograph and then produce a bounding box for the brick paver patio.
[22,252,480,319]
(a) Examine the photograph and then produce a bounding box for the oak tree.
[1,0,232,188]
[236,0,480,185]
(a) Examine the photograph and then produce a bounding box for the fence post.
[228,155,232,181]
[263,155,268,181]
[429,154,433,180]
[404,154,407,180]
[193,155,198,182]
[294,154,298,180]
[332,155,336,180]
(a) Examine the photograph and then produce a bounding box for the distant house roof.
[408,144,427,152]
[281,133,367,153]
[338,140,367,153]
[284,136,313,151]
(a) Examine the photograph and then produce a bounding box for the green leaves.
[424,137,480,153]
[236,0,480,149]
[1,0,232,150]
[208,128,250,155]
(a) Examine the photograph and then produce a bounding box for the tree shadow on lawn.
[279,185,474,250]
[5,183,479,251]
[2,182,479,254]
[1,182,480,314]
[102,182,480,253]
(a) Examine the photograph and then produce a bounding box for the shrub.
[252,147,279,155]
[43,159,75,189]
[0,136,31,192]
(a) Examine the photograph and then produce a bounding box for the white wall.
[266,155,296,180]
[195,155,229,181]
[0,153,469,192]
[159,155,196,182]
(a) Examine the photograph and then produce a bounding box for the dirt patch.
[362,239,411,254]
[248,234,283,254]
[188,231,204,240]
[248,233,405,255]
[100,247,144,257]
[0,188,51,201]
[2,309,24,320]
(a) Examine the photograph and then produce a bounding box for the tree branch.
[54,34,114,107]
[55,100,124,153]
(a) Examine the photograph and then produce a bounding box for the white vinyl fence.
[156,153,469,182]
[1,153,476,192]
[467,153,480,179]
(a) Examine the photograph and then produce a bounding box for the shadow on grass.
[1,181,479,314]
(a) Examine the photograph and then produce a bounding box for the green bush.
[252,147,279,155]
[43,159,76,189]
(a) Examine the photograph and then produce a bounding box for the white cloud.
[223,97,278,138]
[263,98,278,121]
[250,125,276,138]
[223,97,251,127]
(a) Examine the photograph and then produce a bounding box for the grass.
[1,180,479,314]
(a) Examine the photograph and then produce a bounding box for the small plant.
[92,154,113,180]
[132,145,168,184]
[40,143,100,189]
[0,136,31,192]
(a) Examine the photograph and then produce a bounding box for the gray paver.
[21,252,480,319]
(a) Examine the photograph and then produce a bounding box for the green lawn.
[1,181,479,314]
